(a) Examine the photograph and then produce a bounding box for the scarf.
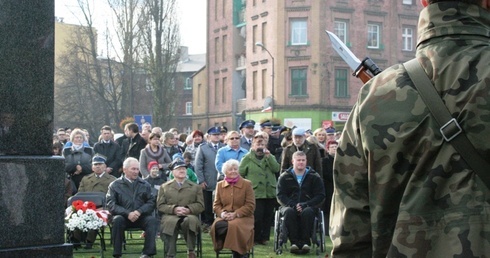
[72,144,83,151]
[224,176,240,185]
[144,145,164,160]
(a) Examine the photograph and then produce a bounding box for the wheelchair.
[273,207,325,255]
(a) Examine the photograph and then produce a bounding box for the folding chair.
[66,195,108,257]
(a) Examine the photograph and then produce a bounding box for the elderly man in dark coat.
[106,157,158,258]
[158,160,204,258]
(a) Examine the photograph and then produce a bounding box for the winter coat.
[63,146,94,190]
[194,142,225,191]
[239,150,279,199]
[281,141,322,177]
[157,180,204,236]
[276,167,325,209]
[106,177,156,217]
[78,172,117,193]
[210,177,255,255]
[139,145,171,178]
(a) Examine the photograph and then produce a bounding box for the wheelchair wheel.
[273,210,282,254]
[319,211,325,253]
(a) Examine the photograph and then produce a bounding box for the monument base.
[0,156,72,257]
[0,244,73,258]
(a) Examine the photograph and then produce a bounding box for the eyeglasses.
[229,137,240,140]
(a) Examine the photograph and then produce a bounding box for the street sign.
[332,112,350,122]
[134,115,152,130]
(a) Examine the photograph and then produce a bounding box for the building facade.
[196,0,421,131]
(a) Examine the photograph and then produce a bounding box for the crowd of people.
[56,0,490,257]
[56,119,340,258]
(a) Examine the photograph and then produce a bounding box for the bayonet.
[326,30,382,83]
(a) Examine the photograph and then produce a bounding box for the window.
[214,37,219,63]
[222,77,227,103]
[222,35,227,61]
[290,19,307,45]
[252,71,257,100]
[222,0,226,18]
[184,77,192,90]
[214,79,219,105]
[402,0,413,5]
[334,20,348,43]
[402,26,413,51]
[335,69,349,98]
[214,0,218,20]
[367,23,380,49]
[197,84,201,106]
[261,69,267,99]
[253,25,257,53]
[185,102,192,115]
[291,68,307,96]
[261,22,267,47]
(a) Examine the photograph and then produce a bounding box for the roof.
[177,53,206,73]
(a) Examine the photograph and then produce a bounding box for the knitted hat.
[147,161,159,171]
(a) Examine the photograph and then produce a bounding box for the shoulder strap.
[403,59,490,189]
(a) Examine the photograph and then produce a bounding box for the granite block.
[0,156,72,256]
[0,0,54,156]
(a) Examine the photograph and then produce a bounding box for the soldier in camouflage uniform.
[330,0,490,257]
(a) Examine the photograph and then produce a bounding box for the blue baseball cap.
[292,128,306,136]
[326,127,336,134]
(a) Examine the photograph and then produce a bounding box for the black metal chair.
[66,194,108,257]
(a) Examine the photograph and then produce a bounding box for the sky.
[54,0,207,55]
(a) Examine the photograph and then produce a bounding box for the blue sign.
[134,115,152,130]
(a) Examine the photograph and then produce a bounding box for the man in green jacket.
[330,0,490,257]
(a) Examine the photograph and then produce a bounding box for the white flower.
[65,208,105,232]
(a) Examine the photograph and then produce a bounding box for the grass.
[71,228,332,258]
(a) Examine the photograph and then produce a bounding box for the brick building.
[194,0,422,131]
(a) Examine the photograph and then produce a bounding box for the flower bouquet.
[65,200,109,232]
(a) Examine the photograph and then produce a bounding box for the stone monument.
[0,0,72,257]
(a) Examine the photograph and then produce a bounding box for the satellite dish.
[263,96,273,109]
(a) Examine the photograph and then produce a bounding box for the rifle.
[326,31,382,83]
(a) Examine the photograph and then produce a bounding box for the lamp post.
[255,41,274,118]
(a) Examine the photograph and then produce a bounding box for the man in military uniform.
[78,155,117,193]
[330,0,490,257]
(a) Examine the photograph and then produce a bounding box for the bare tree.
[141,0,181,127]
[107,0,146,117]
[55,0,124,134]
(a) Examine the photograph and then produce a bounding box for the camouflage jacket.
[330,2,490,257]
